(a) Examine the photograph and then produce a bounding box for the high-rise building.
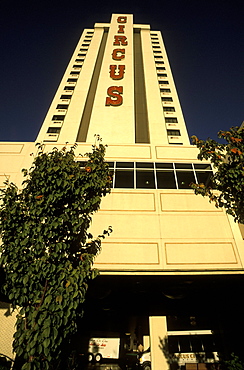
[36,13,189,147]
[1,14,244,369]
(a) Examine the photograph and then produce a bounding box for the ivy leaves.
[191,126,244,223]
[0,141,112,369]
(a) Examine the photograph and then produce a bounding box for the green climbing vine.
[0,139,112,369]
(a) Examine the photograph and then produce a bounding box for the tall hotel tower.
[1,14,244,369]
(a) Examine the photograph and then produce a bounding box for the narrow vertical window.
[76,30,108,142]
[134,29,150,143]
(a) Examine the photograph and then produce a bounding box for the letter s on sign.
[105,86,123,106]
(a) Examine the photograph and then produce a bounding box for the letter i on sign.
[117,25,125,33]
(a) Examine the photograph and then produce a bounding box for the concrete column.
[149,316,168,370]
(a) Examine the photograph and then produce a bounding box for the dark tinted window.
[167,130,181,136]
[177,171,195,189]
[106,162,115,168]
[190,336,204,352]
[179,336,192,352]
[175,164,192,169]
[60,95,72,99]
[56,104,68,109]
[156,163,173,169]
[194,164,212,170]
[111,162,212,189]
[161,97,173,102]
[156,171,176,189]
[116,162,134,168]
[196,171,213,186]
[47,127,61,134]
[168,334,222,354]
[205,335,221,351]
[164,107,175,112]
[160,88,171,93]
[136,162,154,168]
[52,115,65,121]
[165,118,178,123]
[115,170,134,188]
[168,337,180,353]
[136,170,155,189]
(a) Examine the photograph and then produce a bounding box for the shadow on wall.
[0,302,11,317]
[159,336,180,370]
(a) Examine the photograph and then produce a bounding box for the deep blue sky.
[0,0,243,143]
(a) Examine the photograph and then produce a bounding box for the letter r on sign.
[113,35,128,46]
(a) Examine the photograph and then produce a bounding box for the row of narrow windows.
[48,123,180,136]
[47,31,179,141]
[45,31,94,140]
[79,161,213,190]
[150,32,181,143]
[168,334,222,354]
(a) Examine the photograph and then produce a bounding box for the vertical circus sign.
[105,16,127,106]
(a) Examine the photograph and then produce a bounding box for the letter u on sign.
[109,65,125,80]
[105,86,123,106]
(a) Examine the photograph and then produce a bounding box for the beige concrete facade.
[1,142,243,275]
[1,13,244,369]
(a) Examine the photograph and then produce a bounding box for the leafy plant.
[0,139,112,369]
[222,353,244,370]
[191,126,244,223]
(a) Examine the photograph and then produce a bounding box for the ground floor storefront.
[73,274,244,370]
[1,274,244,369]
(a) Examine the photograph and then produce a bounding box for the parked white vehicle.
[88,337,120,362]
[138,348,151,370]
